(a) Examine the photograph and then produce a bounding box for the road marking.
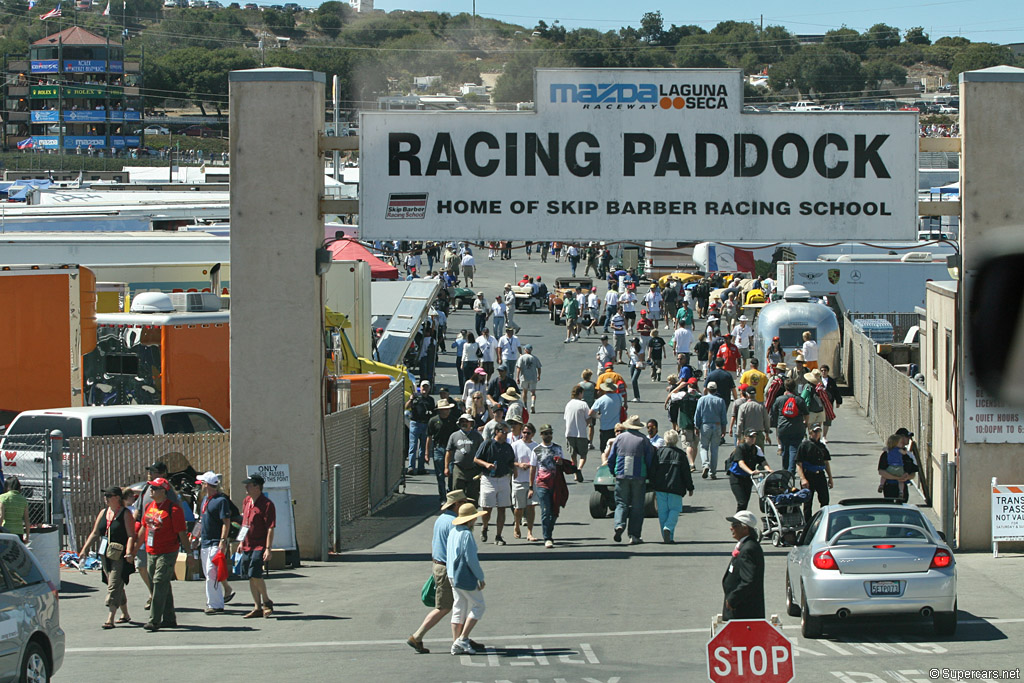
[64,618,1024,654]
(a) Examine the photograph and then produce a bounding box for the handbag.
[105,542,125,562]
[421,573,436,607]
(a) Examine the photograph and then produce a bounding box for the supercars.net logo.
[549,82,729,110]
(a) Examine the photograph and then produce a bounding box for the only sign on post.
[707,619,794,683]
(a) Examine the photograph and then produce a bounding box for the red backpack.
[781,395,800,418]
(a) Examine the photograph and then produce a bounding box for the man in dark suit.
[722,510,765,621]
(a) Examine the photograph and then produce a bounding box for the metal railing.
[843,316,934,504]
[325,380,405,551]
[847,312,921,344]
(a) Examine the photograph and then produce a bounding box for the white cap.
[195,471,221,486]
[727,510,758,529]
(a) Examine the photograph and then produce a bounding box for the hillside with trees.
[0,2,1018,113]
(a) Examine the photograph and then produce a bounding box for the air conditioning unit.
[170,292,222,312]
[901,252,933,262]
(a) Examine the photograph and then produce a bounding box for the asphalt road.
[57,252,1024,683]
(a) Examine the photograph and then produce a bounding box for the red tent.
[327,239,399,280]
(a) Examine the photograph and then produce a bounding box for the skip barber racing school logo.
[386,193,428,219]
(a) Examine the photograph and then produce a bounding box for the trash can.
[27,525,60,589]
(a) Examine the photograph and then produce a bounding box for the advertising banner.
[64,85,119,97]
[63,136,106,149]
[30,86,59,99]
[109,61,124,73]
[30,110,59,123]
[30,60,59,73]
[64,110,107,122]
[124,110,141,121]
[360,68,919,241]
[64,60,107,73]
[32,136,59,149]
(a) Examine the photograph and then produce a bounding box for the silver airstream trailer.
[753,285,841,375]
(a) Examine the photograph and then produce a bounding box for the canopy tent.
[327,239,399,280]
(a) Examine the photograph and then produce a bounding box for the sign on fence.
[246,464,296,551]
[992,478,1024,556]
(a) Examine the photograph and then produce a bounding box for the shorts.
[614,335,627,351]
[238,549,264,579]
[433,562,454,610]
[479,474,512,508]
[807,411,825,427]
[681,428,698,451]
[512,480,536,509]
[566,316,578,326]
[521,380,537,394]
[566,436,589,461]
[625,311,636,322]
[134,545,148,568]
[463,265,475,279]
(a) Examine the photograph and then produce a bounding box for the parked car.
[0,534,64,681]
[136,126,170,135]
[179,125,218,138]
[547,277,593,324]
[785,498,957,639]
[243,2,258,8]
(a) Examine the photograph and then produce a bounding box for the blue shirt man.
[694,382,729,479]
[606,419,655,544]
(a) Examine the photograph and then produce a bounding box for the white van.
[0,406,224,509]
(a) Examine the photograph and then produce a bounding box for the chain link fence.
[843,317,934,503]
[325,381,405,549]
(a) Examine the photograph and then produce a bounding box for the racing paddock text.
[434,198,894,217]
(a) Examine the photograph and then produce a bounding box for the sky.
[367,0,1024,46]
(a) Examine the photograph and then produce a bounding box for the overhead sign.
[707,619,794,683]
[360,68,918,241]
[991,482,1024,543]
[30,60,59,73]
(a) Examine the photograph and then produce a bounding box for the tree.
[152,47,258,115]
[950,43,1014,79]
[904,26,931,45]
[312,0,349,37]
[771,46,865,96]
[823,26,866,55]
[640,11,663,44]
[262,8,294,31]
[866,23,901,49]
[935,36,970,47]
[863,59,908,90]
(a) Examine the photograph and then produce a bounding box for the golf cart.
[511,283,544,312]
[589,464,658,519]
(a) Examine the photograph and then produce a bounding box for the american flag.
[38,4,61,19]
[17,138,34,149]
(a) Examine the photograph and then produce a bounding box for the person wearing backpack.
[800,369,827,428]
[770,379,808,473]
[407,382,437,475]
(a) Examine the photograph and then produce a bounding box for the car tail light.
[930,548,953,569]
[812,549,838,570]
[873,544,896,549]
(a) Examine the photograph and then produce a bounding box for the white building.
[349,0,372,12]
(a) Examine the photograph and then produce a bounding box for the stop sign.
[706,619,794,683]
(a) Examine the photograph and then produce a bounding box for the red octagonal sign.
[707,619,794,683]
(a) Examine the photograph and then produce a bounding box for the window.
[826,508,927,542]
[162,412,223,434]
[931,321,938,378]
[945,329,953,404]
[798,511,822,546]
[0,539,45,589]
[0,416,81,449]
[104,354,140,376]
[90,415,155,436]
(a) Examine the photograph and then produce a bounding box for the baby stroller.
[754,470,810,547]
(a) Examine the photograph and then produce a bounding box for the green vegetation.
[0,3,1018,112]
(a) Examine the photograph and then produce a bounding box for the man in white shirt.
[477,328,496,379]
[731,315,754,372]
[491,296,507,337]
[461,252,476,287]
[503,284,521,333]
[497,327,522,376]
[672,321,694,375]
[511,424,539,541]
[586,287,601,335]
[603,287,620,332]
[643,285,663,327]
[596,334,615,374]
[610,307,628,363]
[563,385,591,482]
[619,287,637,333]
[472,292,488,335]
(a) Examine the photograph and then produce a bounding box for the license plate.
[870,580,901,595]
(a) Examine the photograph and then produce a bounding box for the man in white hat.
[722,510,765,621]
[503,283,521,334]
[426,398,460,502]
[731,314,753,372]
[195,471,235,614]
[408,490,475,654]
[606,415,656,544]
[447,503,488,655]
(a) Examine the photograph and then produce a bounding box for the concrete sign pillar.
[957,65,1024,549]
[229,68,326,558]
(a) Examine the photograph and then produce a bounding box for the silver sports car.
[785,498,957,638]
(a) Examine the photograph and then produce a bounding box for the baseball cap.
[147,477,171,490]
[745,430,759,437]
[687,377,699,384]
[707,381,718,392]
[726,510,758,529]
[146,461,168,474]
[195,471,221,486]
[744,385,757,395]
[738,383,749,392]
[103,486,123,498]
[809,423,823,432]
[458,413,475,423]
[604,361,614,368]
[243,473,265,487]
[895,427,914,437]
[420,380,430,387]
[539,424,553,433]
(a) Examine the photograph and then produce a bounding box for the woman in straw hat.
[447,503,488,655]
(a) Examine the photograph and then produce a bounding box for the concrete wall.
[957,66,1024,551]
[924,281,957,535]
[228,68,326,558]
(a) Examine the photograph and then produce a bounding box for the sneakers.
[662,528,673,544]
[451,638,477,655]
[613,527,624,543]
[545,540,554,548]
[494,536,506,546]
[574,471,584,483]
[204,608,224,615]
[407,636,430,654]
[480,527,488,543]
[143,622,159,632]
[701,466,710,479]
[710,473,718,480]
[628,536,642,545]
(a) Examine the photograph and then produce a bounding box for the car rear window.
[161,412,223,434]
[1,416,82,448]
[0,539,45,588]
[91,415,156,436]
[827,507,928,541]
